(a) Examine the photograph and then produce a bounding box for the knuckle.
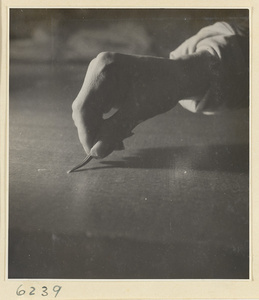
[72,111,79,125]
[71,109,77,122]
[96,51,115,62]
[71,100,80,113]
[95,52,116,69]
[71,100,84,122]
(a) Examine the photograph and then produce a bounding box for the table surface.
[8,62,249,279]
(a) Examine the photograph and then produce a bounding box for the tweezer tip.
[67,154,93,174]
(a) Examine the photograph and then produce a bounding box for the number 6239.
[16,284,62,297]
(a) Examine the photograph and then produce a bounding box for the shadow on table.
[78,143,249,173]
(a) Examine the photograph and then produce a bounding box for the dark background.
[9,9,249,279]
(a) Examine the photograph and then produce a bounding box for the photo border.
[1,0,258,299]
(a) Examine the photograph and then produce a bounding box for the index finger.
[71,56,111,153]
[72,101,102,154]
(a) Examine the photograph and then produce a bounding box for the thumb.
[90,107,136,158]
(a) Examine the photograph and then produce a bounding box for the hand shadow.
[78,143,249,174]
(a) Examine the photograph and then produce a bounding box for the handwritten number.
[53,285,62,297]
[29,287,35,295]
[41,286,48,296]
[16,284,26,296]
[16,285,62,297]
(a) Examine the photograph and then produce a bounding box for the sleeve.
[170,20,249,115]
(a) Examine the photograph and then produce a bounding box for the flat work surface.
[9,62,249,279]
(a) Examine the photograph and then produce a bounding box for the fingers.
[72,52,120,154]
[90,104,137,158]
[72,103,102,154]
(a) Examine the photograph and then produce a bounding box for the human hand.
[72,52,181,158]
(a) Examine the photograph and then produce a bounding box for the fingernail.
[90,141,112,159]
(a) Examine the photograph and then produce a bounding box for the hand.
[72,52,181,158]
[72,51,212,158]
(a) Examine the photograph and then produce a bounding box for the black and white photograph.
[8,8,249,281]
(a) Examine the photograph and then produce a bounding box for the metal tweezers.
[67,154,93,174]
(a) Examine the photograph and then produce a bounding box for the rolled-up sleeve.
[170,20,249,114]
